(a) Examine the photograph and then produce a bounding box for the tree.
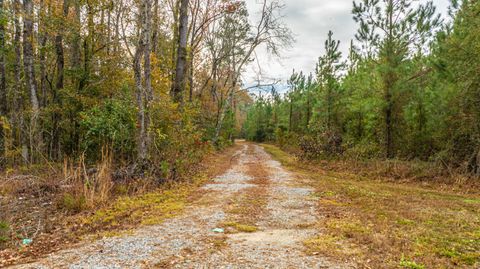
[432,0,480,175]
[314,30,345,132]
[0,0,6,164]
[134,0,153,161]
[352,0,441,158]
[171,0,189,104]
[211,0,293,145]
[23,0,42,161]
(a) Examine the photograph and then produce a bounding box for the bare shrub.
[59,148,114,212]
[299,131,343,160]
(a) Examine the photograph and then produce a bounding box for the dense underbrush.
[269,132,480,192]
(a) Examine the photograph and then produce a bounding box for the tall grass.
[60,148,114,212]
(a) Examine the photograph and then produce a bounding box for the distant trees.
[206,0,292,145]
[432,0,480,175]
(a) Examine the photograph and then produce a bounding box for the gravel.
[10,144,354,269]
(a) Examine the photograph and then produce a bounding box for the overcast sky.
[244,0,451,86]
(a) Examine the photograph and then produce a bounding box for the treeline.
[243,0,480,176]
[0,0,291,177]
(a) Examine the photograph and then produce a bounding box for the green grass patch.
[0,221,9,244]
[399,256,425,269]
[263,144,480,268]
[233,224,257,233]
[222,221,258,233]
[81,176,208,233]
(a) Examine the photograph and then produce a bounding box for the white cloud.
[243,0,451,85]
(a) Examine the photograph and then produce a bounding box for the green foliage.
[149,101,212,180]
[244,1,480,176]
[243,94,276,142]
[58,193,86,213]
[0,220,9,244]
[399,256,425,269]
[80,99,136,161]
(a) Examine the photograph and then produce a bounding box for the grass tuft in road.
[262,144,480,268]
[221,144,269,234]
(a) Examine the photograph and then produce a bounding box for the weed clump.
[0,221,9,244]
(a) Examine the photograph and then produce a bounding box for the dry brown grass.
[59,149,114,213]
[0,143,242,267]
[263,144,480,269]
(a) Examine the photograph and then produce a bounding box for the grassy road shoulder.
[262,144,480,269]
[0,144,242,267]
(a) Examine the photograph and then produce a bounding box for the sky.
[243,0,451,87]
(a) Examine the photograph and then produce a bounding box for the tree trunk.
[170,0,180,89]
[213,69,238,145]
[55,0,69,91]
[384,0,395,159]
[384,71,394,159]
[71,0,81,72]
[38,0,47,108]
[51,0,69,160]
[171,0,189,104]
[143,0,152,154]
[134,47,146,160]
[134,0,153,161]
[152,0,159,54]
[13,0,28,163]
[188,1,198,103]
[0,0,6,165]
[107,2,112,55]
[23,0,42,162]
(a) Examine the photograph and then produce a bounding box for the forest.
[0,0,290,262]
[244,0,480,178]
[0,0,479,268]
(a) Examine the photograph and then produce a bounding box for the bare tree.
[212,0,293,144]
[187,0,223,102]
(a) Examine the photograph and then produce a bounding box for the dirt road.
[11,143,352,269]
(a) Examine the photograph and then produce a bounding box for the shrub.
[299,130,343,159]
[58,193,86,213]
[343,141,383,159]
[80,99,136,162]
[149,101,212,181]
